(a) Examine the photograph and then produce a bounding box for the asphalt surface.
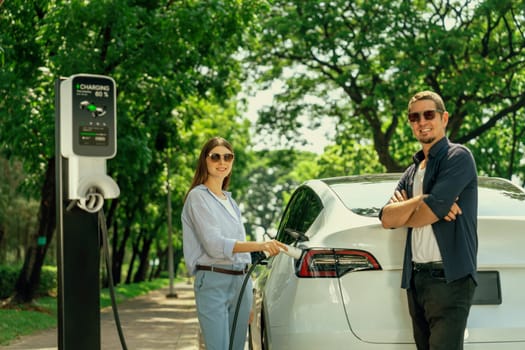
[0,281,201,350]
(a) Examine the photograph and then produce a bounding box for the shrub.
[38,266,57,296]
[0,265,19,299]
[0,265,57,299]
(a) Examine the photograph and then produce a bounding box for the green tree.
[239,149,318,239]
[0,158,40,264]
[247,0,525,183]
[0,0,267,302]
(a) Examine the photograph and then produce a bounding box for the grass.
[0,278,172,346]
[99,278,170,308]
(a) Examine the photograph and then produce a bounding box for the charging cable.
[228,245,303,350]
[228,253,266,350]
[99,208,129,350]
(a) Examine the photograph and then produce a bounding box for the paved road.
[0,282,201,350]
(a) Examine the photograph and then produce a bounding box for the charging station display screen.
[79,125,109,146]
[70,75,116,157]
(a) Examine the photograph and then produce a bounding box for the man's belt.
[413,261,444,272]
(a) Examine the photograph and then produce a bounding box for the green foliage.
[37,266,57,296]
[174,97,252,199]
[247,0,525,183]
[238,149,318,238]
[317,142,385,178]
[0,265,19,299]
[0,157,41,265]
[0,265,57,299]
[0,0,268,294]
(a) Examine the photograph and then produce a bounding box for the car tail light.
[296,248,381,278]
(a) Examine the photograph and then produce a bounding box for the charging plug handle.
[263,244,303,260]
[280,244,303,259]
[77,188,105,213]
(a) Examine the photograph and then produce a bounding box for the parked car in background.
[251,174,525,350]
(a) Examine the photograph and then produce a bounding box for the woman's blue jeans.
[194,266,253,350]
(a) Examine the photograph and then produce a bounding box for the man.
[380,91,478,350]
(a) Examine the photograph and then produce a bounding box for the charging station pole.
[55,78,101,349]
[55,74,119,349]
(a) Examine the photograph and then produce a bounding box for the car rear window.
[477,182,525,216]
[329,181,397,217]
[328,178,525,218]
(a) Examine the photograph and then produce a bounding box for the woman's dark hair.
[183,137,234,202]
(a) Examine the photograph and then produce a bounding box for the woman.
[182,136,286,350]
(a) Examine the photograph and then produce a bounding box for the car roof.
[313,173,524,193]
[316,173,522,190]
[319,173,403,186]
[300,173,525,218]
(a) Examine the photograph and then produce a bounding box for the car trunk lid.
[337,217,525,344]
[464,217,525,344]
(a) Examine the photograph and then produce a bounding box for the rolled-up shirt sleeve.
[423,145,477,218]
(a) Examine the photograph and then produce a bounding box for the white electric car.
[251,174,525,350]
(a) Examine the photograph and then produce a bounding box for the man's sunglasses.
[408,109,444,123]
[208,153,235,162]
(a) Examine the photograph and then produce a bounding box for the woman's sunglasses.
[208,153,235,163]
[408,109,444,123]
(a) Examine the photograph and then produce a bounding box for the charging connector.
[263,244,303,260]
[279,244,303,259]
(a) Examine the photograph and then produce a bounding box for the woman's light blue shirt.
[182,184,251,275]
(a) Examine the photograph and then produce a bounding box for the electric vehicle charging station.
[55,74,119,349]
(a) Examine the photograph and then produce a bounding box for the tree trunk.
[12,157,56,303]
[172,248,182,279]
[112,209,133,285]
[125,238,139,284]
[109,216,121,286]
[133,234,153,283]
[0,228,5,263]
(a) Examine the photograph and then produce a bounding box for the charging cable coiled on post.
[77,187,105,213]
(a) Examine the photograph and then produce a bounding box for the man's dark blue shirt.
[382,137,478,289]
